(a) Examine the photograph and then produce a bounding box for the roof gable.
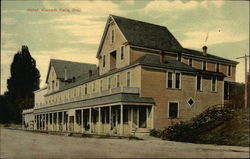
[96,15,183,58]
[45,59,97,83]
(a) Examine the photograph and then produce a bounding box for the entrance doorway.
[139,107,147,128]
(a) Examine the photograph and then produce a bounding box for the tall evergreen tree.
[0,45,40,123]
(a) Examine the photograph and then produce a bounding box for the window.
[211,77,217,92]
[167,72,173,88]
[116,74,120,87]
[197,75,202,91]
[228,65,231,76]
[103,55,106,67]
[108,77,111,89]
[177,54,181,61]
[111,30,114,43]
[189,58,193,67]
[120,46,124,60]
[175,73,181,89]
[203,61,207,71]
[127,72,131,87]
[216,63,220,72]
[100,80,103,92]
[85,84,87,95]
[168,102,178,118]
[92,82,95,92]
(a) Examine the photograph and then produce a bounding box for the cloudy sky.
[1,0,249,94]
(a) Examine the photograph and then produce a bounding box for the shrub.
[150,129,162,137]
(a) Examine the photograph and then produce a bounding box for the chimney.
[202,46,207,56]
[64,66,68,81]
[160,51,164,64]
[88,70,93,77]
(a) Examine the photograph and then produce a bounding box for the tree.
[0,45,40,124]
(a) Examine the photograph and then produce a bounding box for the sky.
[1,0,249,94]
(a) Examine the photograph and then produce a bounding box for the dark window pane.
[175,73,180,89]
[168,72,173,88]
[169,103,178,118]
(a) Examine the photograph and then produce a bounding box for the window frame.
[108,77,111,89]
[116,74,120,87]
[126,71,131,87]
[227,65,232,76]
[175,72,181,89]
[196,74,202,91]
[211,77,217,92]
[111,30,115,44]
[188,58,193,67]
[202,61,207,71]
[168,101,179,119]
[103,55,106,67]
[167,71,173,88]
[120,45,124,60]
[216,63,220,72]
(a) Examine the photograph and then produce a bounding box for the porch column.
[146,107,149,128]
[48,113,50,131]
[151,106,154,129]
[98,107,101,134]
[109,106,111,131]
[52,113,54,131]
[57,112,59,131]
[44,114,47,130]
[67,113,70,132]
[89,108,92,133]
[62,112,64,132]
[81,109,84,133]
[130,107,133,130]
[120,104,123,135]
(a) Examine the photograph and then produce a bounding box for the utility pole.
[236,54,249,109]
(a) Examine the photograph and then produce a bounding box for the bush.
[150,129,162,137]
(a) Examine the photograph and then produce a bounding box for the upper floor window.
[100,80,103,92]
[111,30,115,43]
[116,74,120,87]
[203,61,207,71]
[211,77,217,92]
[52,80,55,90]
[85,84,87,95]
[189,58,193,67]
[197,75,202,91]
[175,73,181,89]
[127,72,131,87]
[177,54,181,61]
[108,77,111,89]
[92,82,95,93]
[167,72,173,88]
[103,55,106,67]
[228,65,232,76]
[120,46,124,60]
[216,63,220,72]
[168,102,178,119]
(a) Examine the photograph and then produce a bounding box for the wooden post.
[52,112,54,131]
[109,106,112,132]
[120,104,123,135]
[151,106,154,129]
[81,109,84,133]
[57,112,59,131]
[98,107,101,134]
[89,108,92,133]
[62,112,64,132]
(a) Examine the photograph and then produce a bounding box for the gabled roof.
[45,59,97,83]
[183,48,238,65]
[134,54,225,77]
[96,15,183,58]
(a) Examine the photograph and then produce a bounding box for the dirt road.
[0,128,249,158]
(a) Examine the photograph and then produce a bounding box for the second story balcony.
[37,86,140,109]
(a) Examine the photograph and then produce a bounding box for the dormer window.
[120,46,124,60]
[111,30,115,43]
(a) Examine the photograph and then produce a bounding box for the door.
[139,107,147,128]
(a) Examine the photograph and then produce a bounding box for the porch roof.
[34,93,155,114]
